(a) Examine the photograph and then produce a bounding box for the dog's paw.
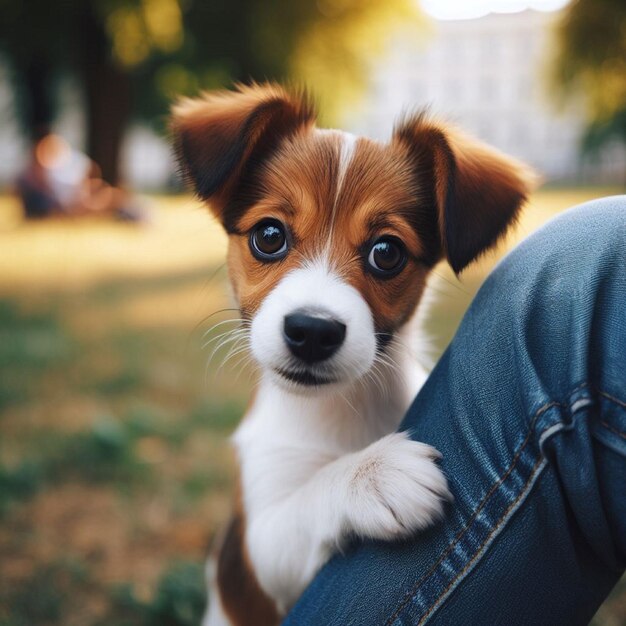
[344,432,451,540]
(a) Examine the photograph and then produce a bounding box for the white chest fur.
[232,348,431,612]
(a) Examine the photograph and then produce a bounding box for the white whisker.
[201,317,246,340]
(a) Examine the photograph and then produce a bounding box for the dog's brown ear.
[170,83,315,225]
[394,113,536,273]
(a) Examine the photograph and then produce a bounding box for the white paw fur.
[343,432,451,541]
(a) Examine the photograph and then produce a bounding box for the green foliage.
[1,558,205,626]
[45,417,146,484]
[0,0,423,133]
[0,300,74,370]
[0,461,45,514]
[289,0,422,124]
[581,105,626,160]
[147,561,207,625]
[111,0,422,126]
[0,396,242,512]
[0,416,147,516]
[0,559,89,626]
[0,300,75,411]
[188,397,246,432]
[550,0,626,155]
[86,368,145,396]
[103,561,207,626]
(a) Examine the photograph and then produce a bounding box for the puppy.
[171,83,532,626]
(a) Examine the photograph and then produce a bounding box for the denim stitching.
[600,421,626,440]
[597,389,626,410]
[416,388,601,624]
[569,381,591,395]
[383,398,563,626]
[415,456,546,626]
[596,389,626,438]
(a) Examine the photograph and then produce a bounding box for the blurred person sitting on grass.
[15,128,146,222]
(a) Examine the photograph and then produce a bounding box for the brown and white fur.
[170,83,533,626]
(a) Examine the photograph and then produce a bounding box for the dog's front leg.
[245,431,451,614]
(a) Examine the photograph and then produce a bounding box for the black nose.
[283,313,346,363]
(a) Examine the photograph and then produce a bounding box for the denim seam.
[415,456,547,626]
[534,384,593,436]
[599,421,626,440]
[418,390,599,624]
[383,398,562,626]
[596,390,626,439]
[597,389,626,410]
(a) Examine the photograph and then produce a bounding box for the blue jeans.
[284,196,626,625]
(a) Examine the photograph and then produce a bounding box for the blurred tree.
[0,0,419,186]
[551,0,626,163]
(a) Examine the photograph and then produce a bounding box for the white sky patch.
[421,0,571,21]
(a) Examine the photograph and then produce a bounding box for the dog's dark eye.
[250,219,289,261]
[366,237,407,278]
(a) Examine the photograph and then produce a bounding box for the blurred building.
[352,9,626,184]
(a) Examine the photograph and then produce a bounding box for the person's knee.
[475,196,625,321]
[409,195,626,425]
[498,195,625,285]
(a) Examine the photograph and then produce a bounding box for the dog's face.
[172,84,532,392]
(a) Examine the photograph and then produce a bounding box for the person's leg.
[283,196,626,626]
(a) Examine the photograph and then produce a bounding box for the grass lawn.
[0,187,623,625]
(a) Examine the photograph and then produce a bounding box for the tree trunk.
[23,57,56,139]
[77,4,132,186]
